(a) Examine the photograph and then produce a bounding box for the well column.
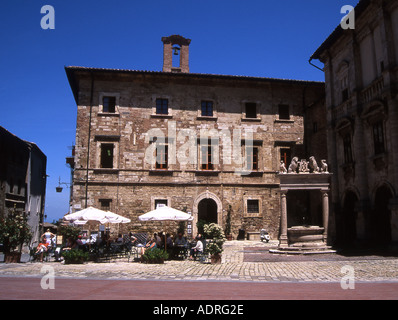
[279,190,289,247]
[321,189,330,243]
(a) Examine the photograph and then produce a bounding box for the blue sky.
[0,0,359,222]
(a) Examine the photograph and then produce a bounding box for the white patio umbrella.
[64,207,131,224]
[72,219,90,225]
[138,205,193,251]
[103,211,131,224]
[64,207,131,245]
[138,205,193,222]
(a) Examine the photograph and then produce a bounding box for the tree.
[0,206,32,259]
[57,225,81,244]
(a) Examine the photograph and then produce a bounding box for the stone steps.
[269,246,337,255]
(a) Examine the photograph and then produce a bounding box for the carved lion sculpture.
[309,156,320,173]
[288,157,299,173]
[320,159,328,173]
[280,160,287,173]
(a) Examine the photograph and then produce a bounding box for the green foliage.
[203,223,226,256]
[196,219,207,235]
[57,225,80,243]
[62,249,89,264]
[142,248,169,264]
[177,221,186,235]
[224,205,232,235]
[0,208,32,253]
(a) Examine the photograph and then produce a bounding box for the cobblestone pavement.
[1,241,398,283]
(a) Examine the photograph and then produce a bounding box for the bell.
[173,46,180,55]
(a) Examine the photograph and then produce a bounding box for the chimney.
[161,35,191,73]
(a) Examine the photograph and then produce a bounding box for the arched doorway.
[342,191,359,246]
[193,192,222,236]
[372,185,393,245]
[197,198,218,234]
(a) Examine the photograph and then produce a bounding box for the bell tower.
[161,35,191,73]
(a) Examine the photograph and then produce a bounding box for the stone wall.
[313,0,398,244]
[67,68,325,240]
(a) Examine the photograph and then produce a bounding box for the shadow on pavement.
[243,244,398,262]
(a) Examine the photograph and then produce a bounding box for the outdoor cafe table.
[173,245,188,260]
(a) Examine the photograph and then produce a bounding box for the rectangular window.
[343,134,353,164]
[100,143,114,168]
[247,200,259,214]
[246,147,259,171]
[373,121,385,155]
[201,101,213,117]
[280,148,291,168]
[99,199,112,212]
[278,104,290,120]
[156,99,168,115]
[341,76,349,103]
[155,199,168,209]
[245,103,257,119]
[201,145,214,170]
[155,144,168,169]
[103,96,116,113]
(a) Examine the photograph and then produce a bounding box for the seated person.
[166,233,173,249]
[189,236,203,260]
[174,233,187,246]
[65,238,78,250]
[173,233,188,258]
[76,235,89,251]
[141,238,157,256]
[35,241,48,262]
[154,233,162,248]
[54,237,77,261]
[76,235,84,246]
[129,232,137,244]
[116,234,124,244]
[129,232,145,249]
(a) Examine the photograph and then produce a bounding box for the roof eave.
[310,0,371,61]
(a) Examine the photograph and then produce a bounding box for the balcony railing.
[360,76,384,104]
[332,99,352,121]
[332,76,385,122]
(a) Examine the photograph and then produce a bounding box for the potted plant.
[0,207,32,263]
[62,249,89,264]
[203,223,226,264]
[141,248,169,264]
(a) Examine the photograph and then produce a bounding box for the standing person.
[41,229,55,247]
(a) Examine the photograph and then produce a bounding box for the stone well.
[271,158,336,254]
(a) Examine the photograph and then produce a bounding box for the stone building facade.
[66,35,326,240]
[311,0,398,245]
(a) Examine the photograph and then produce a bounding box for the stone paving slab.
[1,241,398,283]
